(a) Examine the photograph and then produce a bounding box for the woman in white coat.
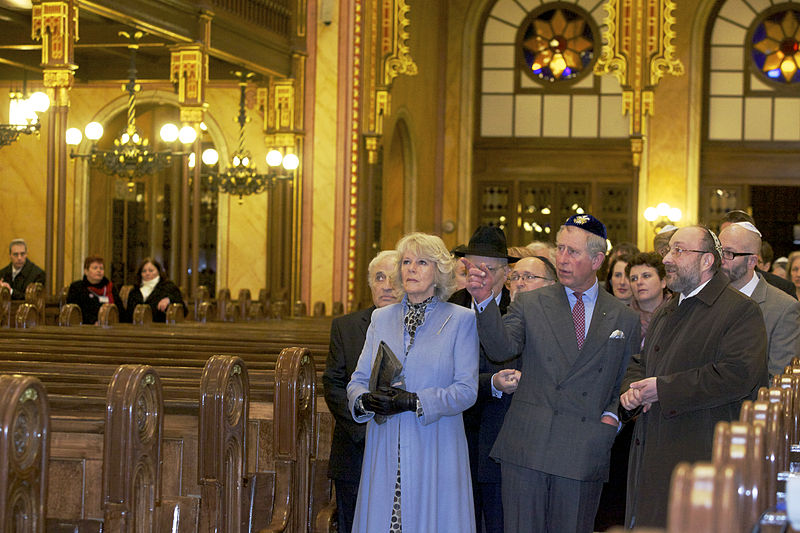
[347,232,479,533]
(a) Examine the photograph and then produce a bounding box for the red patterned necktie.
[572,291,585,351]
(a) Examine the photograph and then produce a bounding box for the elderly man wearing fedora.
[450,225,519,533]
[465,215,640,533]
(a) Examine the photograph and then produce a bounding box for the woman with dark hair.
[625,252,670,345]
[606,254,633,306]
[66,255,125,324]
[126,258,187,322]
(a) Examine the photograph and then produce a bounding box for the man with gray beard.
[620,225,767,528]
[719,222,800,377]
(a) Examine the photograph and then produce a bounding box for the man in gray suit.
[719,222,800,376]
[465,214,640,533]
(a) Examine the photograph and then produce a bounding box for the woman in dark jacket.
[66,255,124,324]
[127,258,187,322]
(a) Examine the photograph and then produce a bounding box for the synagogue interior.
[1,0,800,531]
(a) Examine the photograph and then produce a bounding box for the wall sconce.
[0,90,50,148]
[643,202,682,232]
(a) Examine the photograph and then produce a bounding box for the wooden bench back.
[24,282,45,324]
[711,421,765,528]
[59,303,83,326]
[667,462,745,533]
[165,303,184,324]
[132,304,153,325]
[312,301,325,317]
[198,355,249,532]
[0,374,49,532]
[16,303,39,328]
[739,399,785,508]
[267,346,316,532]
[97,303,119,327]
[102,365,164,532]
[0,285,10,327]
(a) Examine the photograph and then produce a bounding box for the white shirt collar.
[737,271,759,297]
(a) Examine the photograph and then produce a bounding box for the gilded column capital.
[170,45,209,124]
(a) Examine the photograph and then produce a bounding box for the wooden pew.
[59,303,82,326]
[198,355,249,532]
[0,374,49,532]
[101,365,164,532]
[0,285,10,327]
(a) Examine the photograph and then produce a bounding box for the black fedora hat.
[452,225,519,263]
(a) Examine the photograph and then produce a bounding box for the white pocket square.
[609,330,625,339]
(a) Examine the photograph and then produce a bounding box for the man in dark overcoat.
[322,250,399,533]
[0,238,45,299]
[620,225,768,528]
[466,214,640,533]
[450,225,519,533]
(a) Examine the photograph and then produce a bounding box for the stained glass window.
[519,6,595,83]
[750,7,800,84]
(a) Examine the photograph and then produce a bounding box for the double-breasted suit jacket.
[750,274,800,376]
[323,306,374,483]
[476,282,640,482]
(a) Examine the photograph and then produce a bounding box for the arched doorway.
[83,101,219,292]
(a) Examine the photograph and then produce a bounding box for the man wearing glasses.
[620,225,767,529]
[719,222,800,377]
[508,255,557,302]
[450,225,518,533]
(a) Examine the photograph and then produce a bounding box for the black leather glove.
[362,386,418,416]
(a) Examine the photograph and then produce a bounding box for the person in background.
[600,243,639,289]
[606,254,633,306]
[66,255,124,324]
[759,240,775,272]
[773,256,789,280]
[0,238,45,300]
[347,232,478,533]
[126,258,187,322]
[451,225,518,533]
[787,251,800,300]
[324,250,400,533]
[718,210,796,299]
[719,222,799,377]
[626,252,670,345]
[653,226,678,257]
[526,241,557,264]
[508,255,557,302]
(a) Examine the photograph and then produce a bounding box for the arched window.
[475,0,635,246]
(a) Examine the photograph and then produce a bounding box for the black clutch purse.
[368,340,403,424]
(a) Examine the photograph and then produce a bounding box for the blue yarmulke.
[564,214,607,239]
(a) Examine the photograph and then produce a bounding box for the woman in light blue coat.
[347,232,479,533]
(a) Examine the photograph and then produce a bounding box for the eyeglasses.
[483,265,505,273]
[660,246,711,258]
[508,273,551,282]
[720,250,755,261]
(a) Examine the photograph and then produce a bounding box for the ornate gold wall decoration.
[170,45,209,124]
[32,0,79,102]
[382,0,418,85]
[363,0,418,162]
[594,0,684,143]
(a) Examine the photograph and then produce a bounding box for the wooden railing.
[208,0,292,37]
